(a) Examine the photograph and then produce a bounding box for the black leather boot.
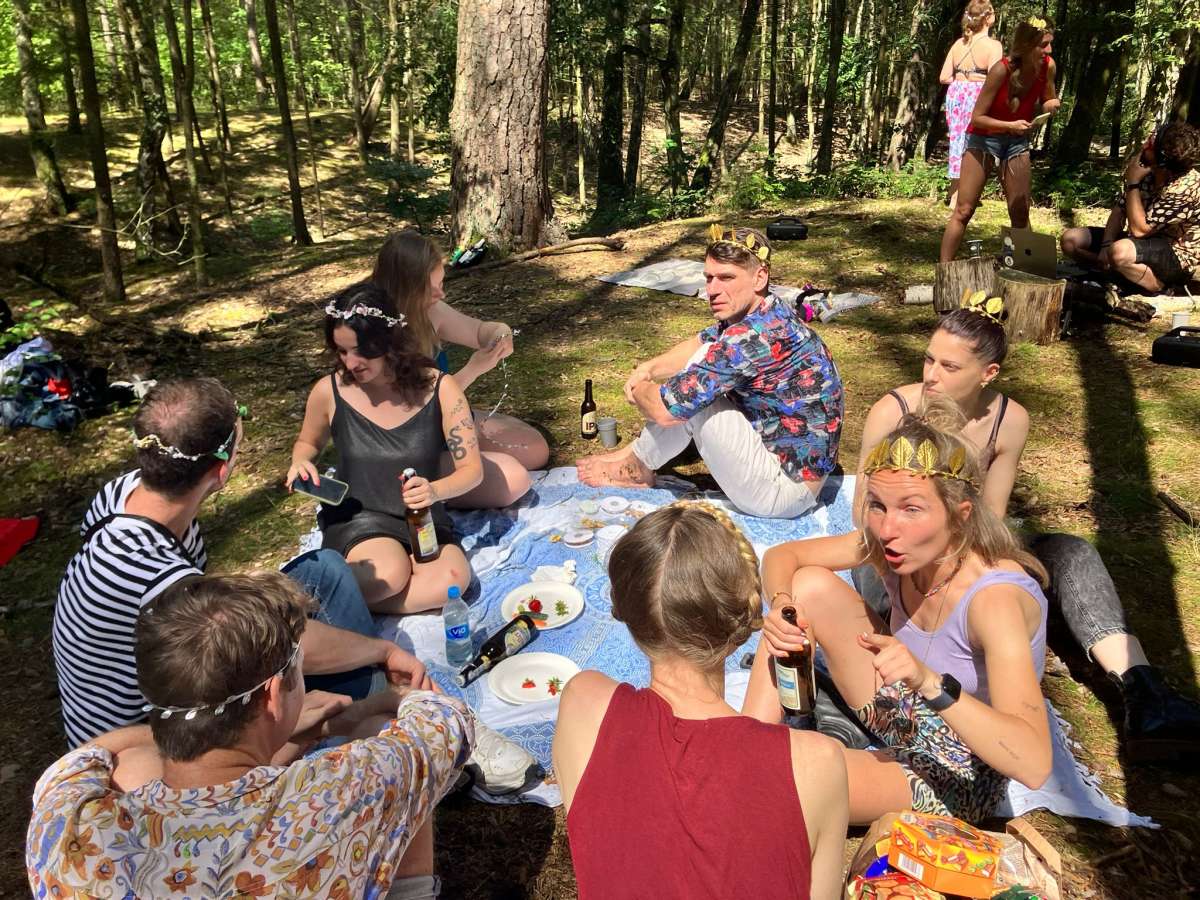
[1115,665,1200,764]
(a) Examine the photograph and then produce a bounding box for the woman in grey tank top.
[287,282,483,615]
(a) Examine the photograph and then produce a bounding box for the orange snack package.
[847,872,946,899]
[886,811,1002,898]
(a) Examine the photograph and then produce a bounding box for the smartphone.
[1030,111,1053,128]
[290,474,349,505]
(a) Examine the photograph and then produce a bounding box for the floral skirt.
[945,80,985,179]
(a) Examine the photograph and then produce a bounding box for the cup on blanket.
[596,417,619,448]
[1173,311,1192,329]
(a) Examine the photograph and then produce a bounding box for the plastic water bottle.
[443,586,472,668]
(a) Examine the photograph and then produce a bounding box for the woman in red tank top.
[552,502,849,899]
[940,16,1060,262]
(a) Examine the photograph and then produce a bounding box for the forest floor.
[1,105,1198,899]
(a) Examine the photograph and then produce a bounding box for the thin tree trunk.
[96,0,129,109]
[244,0,271,106]
[1173,29,1200,122]
[404,0,415,162]
[285,0,324,234]
[1126,25,1190,156]
[659,0,686,191]
[68,0,125,301]
[12,0,74,213]
[767,0,778,174]
[262,0,312,243]
[389,0,401,158]
[757,3,767,137]
[114,0,146,112]
[1055,0,1134,165]
[884,0,948,171]
[814,0,845,174]
[803,0,822,166]
[198,0,233,153]
[342,0,369,162]
[594,0,627,215]
[172,0,207,285]
[51,0,83,134]
[574,47,586,205]
[624,17,650,195]
[1110,55,1126,161]
[160,0,211,176]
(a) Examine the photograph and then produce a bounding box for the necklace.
[891,557,962,728]
[475,329,531,452]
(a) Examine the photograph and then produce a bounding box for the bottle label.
[504,621,533,655]
[775,660,802,710]
[416,522,438,556]
[446,623,470,641]
[581,412,597,435]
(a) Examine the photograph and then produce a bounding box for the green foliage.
[786,159,948,201]
[368,157,449,225]
[245,209,294,242]
[0,299,72,353]
[1034,163,1122,212]
[723,145,787,210]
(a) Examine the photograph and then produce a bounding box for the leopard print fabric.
[1122,169,1200,275]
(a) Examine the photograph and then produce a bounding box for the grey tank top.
[326,373,449,524]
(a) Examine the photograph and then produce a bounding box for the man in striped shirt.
[52,377,431,748]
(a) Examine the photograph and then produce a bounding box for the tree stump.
[934,257,996,314]
[996,268,1065,345]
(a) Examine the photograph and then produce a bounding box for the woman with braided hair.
[744,399,1053,824]
[554,502,849,899]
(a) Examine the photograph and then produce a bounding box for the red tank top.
[968,56,1051,135]
[566,684,813,899]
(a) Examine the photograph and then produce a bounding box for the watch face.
[942,673,962,701]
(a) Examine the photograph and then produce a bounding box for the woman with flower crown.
[287,281,482,614]
[743,396,1053,824]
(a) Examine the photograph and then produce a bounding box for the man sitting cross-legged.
[52,376,532,792]
[577,226,844,519]
[28,572,473,899]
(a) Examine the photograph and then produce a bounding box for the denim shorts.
[966,131,1030,164]
[1082,226,1190,286]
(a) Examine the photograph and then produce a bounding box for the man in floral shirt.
[27,572,473,899]
[578,226,843,518]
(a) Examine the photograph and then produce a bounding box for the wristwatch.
[923,673,962,712]
[1125,182,1144,192]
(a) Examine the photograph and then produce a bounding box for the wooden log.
[933,257,996,314]
[444,237,626,279]
[996,267,1065,345]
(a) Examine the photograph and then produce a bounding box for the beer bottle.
[454,614,537,686]
[402,467,440,563]
[774,606,816,719]
[580,379,598,440]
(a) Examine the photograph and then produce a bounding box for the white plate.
[578,499,600,515]
[595,525,626,544]
[600,496,630,515]
[500,581,585,630]
[563,528,594,547]
[627,500,656,516]
[488,652,581,704]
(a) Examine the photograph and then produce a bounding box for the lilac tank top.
[885,570,1048,705]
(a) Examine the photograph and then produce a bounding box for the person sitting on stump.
[577,225,844,519]
[1061,121,1200,294]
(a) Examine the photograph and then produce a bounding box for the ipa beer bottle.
[774,606,816,719]
[402,467,440,563]
[580,379,598,439]
[454,614,537,686]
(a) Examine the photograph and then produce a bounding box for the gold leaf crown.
[862,436,978,488]
[707,223,770,263]
[1027,15,1047,29]
[960,289,1005,324]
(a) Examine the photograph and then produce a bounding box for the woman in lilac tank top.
[745,401,1053,824]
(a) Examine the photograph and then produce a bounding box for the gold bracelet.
[770,590,793,607]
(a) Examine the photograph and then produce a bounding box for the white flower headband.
[141,642,301,720]
[324,301,406,329]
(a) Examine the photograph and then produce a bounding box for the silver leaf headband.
[141,642,301,720]
[324,301,406,329]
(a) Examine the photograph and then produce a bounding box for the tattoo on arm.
[446,416,477,461]
[998,739,1021,760]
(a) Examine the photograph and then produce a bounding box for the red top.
[566,683,812,899]
[968,56,1051,135]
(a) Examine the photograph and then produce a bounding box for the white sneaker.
[465,721,541,795]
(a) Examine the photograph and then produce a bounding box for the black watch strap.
[924,673,962,712]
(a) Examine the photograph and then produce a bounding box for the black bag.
[1151,326,1200,367]
[766,216,808,241]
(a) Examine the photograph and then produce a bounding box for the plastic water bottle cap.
[447,585,461,600]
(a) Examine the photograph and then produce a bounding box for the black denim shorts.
[1084,226,1190,286]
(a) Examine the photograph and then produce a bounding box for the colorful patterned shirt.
[26,692,473,899]
[1122,169,1200,274]
[659,296,844,482]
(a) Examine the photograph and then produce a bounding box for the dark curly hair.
[323,281,435,406]
[1156,122,1200,175]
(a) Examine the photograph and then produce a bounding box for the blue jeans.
[282,549,379,700]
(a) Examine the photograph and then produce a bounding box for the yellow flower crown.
[707,223,770,263]
[1027,15,1047,29]
[862,436,978,488]
[960,289,1005,324]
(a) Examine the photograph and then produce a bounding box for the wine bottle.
[402,467,440,563]
[580,379,597,440]
[774,606,815,718]
[454,614,537,686]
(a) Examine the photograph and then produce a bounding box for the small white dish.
[627,500,656,516]
[600,496,630,515]
[500,581,585,630]
[578,499,600,515]
[563,528,594,547]
[488,652,581,705]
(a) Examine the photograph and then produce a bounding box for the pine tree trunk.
[594,0,627,216]
[52,0,83,134]
[404,0,416,161]
[1173,29,1200,122]
[388,0,402,158]
[114,0,146,112]
[172,0,207,285]
[1054,0,1133,166]
[624,18,650,195]
[767,0,777,173]
[574,49,586,205]
[757,3,767,137]
[198,0,233,153]
[284,0,324,234]
[68,0,125,301]
[449,0,552,251]
[803,0,822,166]
[160,0,210,176]
[262,0,312,244]
[96,0,130,109]
[244,0,271,106]
[659,0,686,191]
[12,0,74,214]
[884,0,938,171]
[690,0,762,190]
[342,0,369,162]
[814,0,845,174]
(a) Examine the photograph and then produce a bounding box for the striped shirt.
[52,471,205,747]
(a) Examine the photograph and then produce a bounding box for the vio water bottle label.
[446,623,470,641]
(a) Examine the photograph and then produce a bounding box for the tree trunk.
[244,0,271,106]
[659,0,686,191]
[96,0,130,109]
[594,0,627,216]
[68,0,125,301]
[574,47,586,205]
[160,0,210,176]
[342,0,369,162]
[52,0,83,134]
[12,0,74,214]
[997,268,1064,346]
[1054,0,1134,166]
[884,0,949,171]
[934,257,995,313]
[172,0,207,285]
[284,0,324,234]
[767,0,778,173]
[757,1,767,136]
[814,0,845,174]
[262,0,313,244]
[689,0,762,191]
[404,0,416,162]
[624,18,650,195]
[198,0,233,153]
[1126,25,1190,156]
[1172,29,1200,122]
[1110,55,1126,161]
[449,0,553,251]
[803,0,822,166]
[114,0,146,112]
[389,0,402,158]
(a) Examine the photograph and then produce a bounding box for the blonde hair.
[1008,18,1054,106]
[609,501,762,670]
[858,396,1048,586]
[371,230,443,358]
[961,0,993,40]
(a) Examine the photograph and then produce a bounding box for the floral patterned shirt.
[659,296,844,482]
[26,692,473,899]
[1122,169,1200,274]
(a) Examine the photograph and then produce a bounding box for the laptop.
[1000,226,1058,279]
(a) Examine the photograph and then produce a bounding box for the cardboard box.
[887,812,1002,898]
